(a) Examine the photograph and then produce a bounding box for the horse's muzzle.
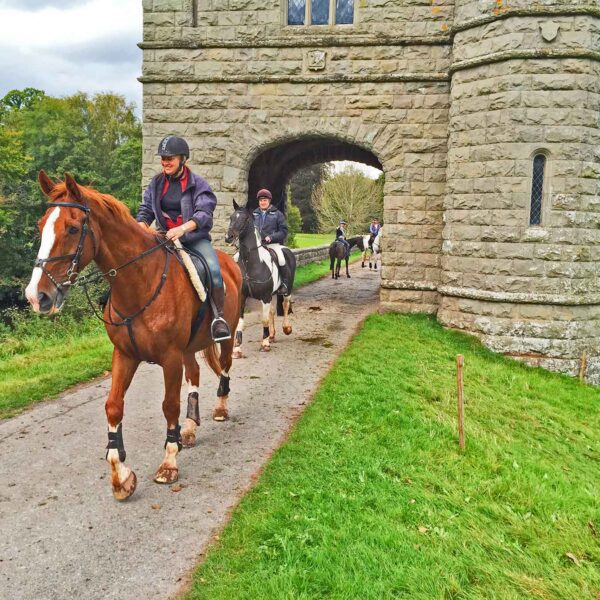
[33,289,66,315]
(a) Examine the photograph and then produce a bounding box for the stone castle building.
[140,0,599,383]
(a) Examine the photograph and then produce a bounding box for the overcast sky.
[0,0,142,110]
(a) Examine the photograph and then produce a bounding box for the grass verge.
[0,255,363,419]
[293,233,332,248]
[185,313,600,599]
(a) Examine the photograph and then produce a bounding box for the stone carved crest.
[307,50,326,71]
[540,22,559,42]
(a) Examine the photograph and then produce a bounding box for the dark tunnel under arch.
[247,136,383,212]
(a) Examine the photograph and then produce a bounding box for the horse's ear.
[64,173,83,203]
[233,199,240,210]
[38,170,56,196]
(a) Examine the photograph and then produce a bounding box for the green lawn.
[0,256,356,419]
[294,233,332,248]
[185,313,600,599]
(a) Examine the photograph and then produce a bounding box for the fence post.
[456,354,465,451]
[579,350,587,384]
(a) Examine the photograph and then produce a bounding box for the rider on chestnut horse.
[136,135,231,342]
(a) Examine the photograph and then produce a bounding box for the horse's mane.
[49,181,136,224]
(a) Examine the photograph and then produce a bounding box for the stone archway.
[246,136,382,211]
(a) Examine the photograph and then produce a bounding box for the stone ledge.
[138,35,450,50]
[292,244,329,267]
[450,48,600,74]
[452,6,600,37]
[139,72,450,84]
[439,285,600,306]
[381,279,438,291]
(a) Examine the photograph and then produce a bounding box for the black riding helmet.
[157,136,189,181]
[157,135,190,158]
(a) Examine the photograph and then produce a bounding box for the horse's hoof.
[213,408,229,421]
[113,470,137,501]
[347,275,351,278]
[361,263,365,268]
[154,466,179,484]
[283,326,292,335]
[260,345,270,352]
[181,431,196,448]
[269,335,275,342]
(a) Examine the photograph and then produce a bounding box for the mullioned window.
[287,0,354,25]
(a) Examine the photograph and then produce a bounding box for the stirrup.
[211,317,231,342]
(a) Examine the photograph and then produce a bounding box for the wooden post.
[579,350,587,384]
[456,354,465,451]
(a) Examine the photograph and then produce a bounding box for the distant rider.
[336,219,351,258]
[368,217,381,249]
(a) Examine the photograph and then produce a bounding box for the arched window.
[529,154,546,226]
[287,0,354,25]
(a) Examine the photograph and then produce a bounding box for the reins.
[36,201,175,361]
[230,212,277,294]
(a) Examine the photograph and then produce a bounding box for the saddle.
[264,244,286,266]
[173,239,208,302]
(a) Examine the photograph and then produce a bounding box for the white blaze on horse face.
[25,207,61,311]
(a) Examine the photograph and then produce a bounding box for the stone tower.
[140,0,599,384]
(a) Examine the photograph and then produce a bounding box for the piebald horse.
[25,172,242,501]
[225,200,296,355]
[357,229,382,270]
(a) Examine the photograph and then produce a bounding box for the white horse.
[359,229,382,270]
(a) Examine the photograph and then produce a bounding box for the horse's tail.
[202,342,221,377]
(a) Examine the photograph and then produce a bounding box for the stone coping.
[439,286,600,306]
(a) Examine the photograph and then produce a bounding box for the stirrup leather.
[211,317,231,342]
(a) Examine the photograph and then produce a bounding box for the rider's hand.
[264,236,272,243]
[166,226,186,241]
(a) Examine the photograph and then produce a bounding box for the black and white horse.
[226,200,296,355]
[356,229,382,270]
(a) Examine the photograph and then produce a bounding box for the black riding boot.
[277,264,291,296]
[210,286,231,342]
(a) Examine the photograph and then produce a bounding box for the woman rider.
[335,219,351,258]
[136,135,231,342]
[252,188,291,295]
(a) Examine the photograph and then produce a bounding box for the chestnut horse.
[25,172,242,501]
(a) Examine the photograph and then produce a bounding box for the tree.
[289,163,330,232]
[0,89,142,308]
[311,166,383,235]
[285,184,303,248]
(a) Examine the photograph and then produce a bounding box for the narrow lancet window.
[529,154,546,226]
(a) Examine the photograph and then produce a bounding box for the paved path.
[0,263,379,600]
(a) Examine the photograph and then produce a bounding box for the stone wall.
[292,244,329,267]
[141,1,600,383]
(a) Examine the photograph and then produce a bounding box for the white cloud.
[0,0,142,108]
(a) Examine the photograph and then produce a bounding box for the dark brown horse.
[329,235,361,279]
[25,172,242,501]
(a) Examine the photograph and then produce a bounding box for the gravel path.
[0,263,379,600]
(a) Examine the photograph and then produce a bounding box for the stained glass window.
[529,154,546,226]
[336,0,353,24]
[288,0,305,25]
[311,0,329,24]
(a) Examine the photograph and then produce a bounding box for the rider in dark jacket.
[252,189,291,295]
[136,135,231,342]
[335,219,351,258]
